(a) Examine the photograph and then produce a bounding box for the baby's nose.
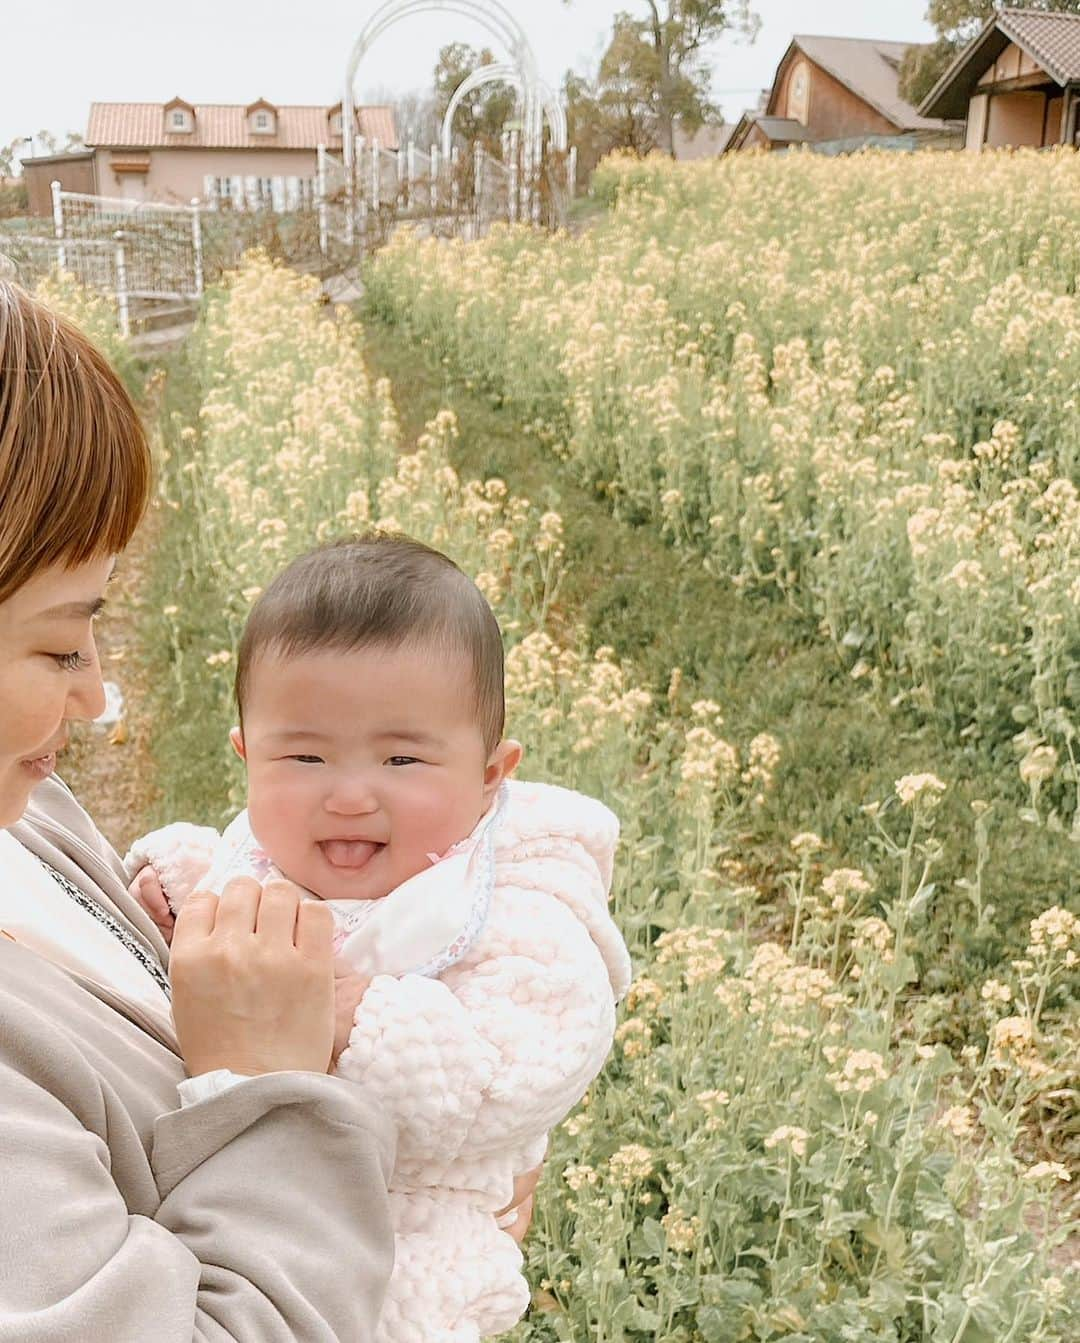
[324,783,379,815]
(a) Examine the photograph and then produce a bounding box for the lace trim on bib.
[410,784,508,979]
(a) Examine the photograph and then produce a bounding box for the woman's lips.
[319,839,382,870]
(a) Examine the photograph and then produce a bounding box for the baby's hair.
[235,533,506,752]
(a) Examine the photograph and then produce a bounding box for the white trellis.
[441,60,523,161]
[341,0,568,238]
[50,181,203,301]
[438,60,568,222]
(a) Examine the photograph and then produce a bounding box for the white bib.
[199,786,509,979]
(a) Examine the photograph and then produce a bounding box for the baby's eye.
[289,754,325,765]
[386,756,419,767]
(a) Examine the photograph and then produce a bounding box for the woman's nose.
[66,646,106,723]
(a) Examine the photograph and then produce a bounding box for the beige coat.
[2,776,396,1341]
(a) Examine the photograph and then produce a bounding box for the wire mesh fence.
[0,141,575,320]
[53,189,202,300]
[0,234,117,294]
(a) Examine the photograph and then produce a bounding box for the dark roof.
[723,113,813,153]
[769,35,955,132]
[755,116,814,141]
[920,9,1080,119]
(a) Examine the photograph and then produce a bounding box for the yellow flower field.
[42,150,1080,1341]
[367,148,1080,833]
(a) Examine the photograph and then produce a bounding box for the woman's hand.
[332,959,373,1066]
[129,865,175,945]
[170,877,336,1078]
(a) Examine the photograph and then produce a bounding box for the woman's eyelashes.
[52,650,92,672]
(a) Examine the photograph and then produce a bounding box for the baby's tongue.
[321,839,379,869]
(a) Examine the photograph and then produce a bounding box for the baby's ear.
[484,739,523,799]
[229,726,247,761]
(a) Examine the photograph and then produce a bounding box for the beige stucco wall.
[977,41,1045,86]
[100,148,318,203]
[985,91,1050,147]
[1046,96,1065,144]
[965,93,989,150]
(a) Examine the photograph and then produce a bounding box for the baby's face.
[234,641,513,902]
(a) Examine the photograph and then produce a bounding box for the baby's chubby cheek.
[245,789,311,876]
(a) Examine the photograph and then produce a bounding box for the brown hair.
[0,280,151,604]
[236,534,506,751]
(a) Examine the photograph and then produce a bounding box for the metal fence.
[0,233,136,334]
[51,184,203,300]
[0,144,575,322]
[315,136,571,252]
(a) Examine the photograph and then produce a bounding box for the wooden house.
[725,35,961,154]
[919,8,1080,150]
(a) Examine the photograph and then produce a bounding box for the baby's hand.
[332,959,373,1065]
[496,1167,542,1245]
[129,865,176,945]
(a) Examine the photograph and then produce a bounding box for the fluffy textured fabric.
[127,781,630,1340]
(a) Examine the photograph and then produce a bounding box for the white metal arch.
[342,0,566,172]
[439,64,566,160]
[440,62,521,160]
[344,1,532,170]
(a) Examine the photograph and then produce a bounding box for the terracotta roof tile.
[87,102,398,152]
[997,8,1080,84]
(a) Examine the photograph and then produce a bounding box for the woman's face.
[0,556,113,827]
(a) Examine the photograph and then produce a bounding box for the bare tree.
[564,1,759,155]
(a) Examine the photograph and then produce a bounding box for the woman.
[0,278,398,1340]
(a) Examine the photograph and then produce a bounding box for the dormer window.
[246,99,277,135]
[164,98,196,134]
[331,110,343,134]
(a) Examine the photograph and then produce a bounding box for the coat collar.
[9,778,178,1051]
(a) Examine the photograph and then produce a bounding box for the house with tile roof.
[919,8,1080,150]
[672,122,737,159]
[724,35,961,154]
[21,98,397,215]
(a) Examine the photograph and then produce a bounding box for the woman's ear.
[483,739,523,803]
[229,726,247,761]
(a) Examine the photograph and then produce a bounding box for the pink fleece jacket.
[127,780,631,1342]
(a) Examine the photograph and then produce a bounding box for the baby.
[127,533,631,1343]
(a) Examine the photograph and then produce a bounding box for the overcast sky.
[3,1,936,161]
